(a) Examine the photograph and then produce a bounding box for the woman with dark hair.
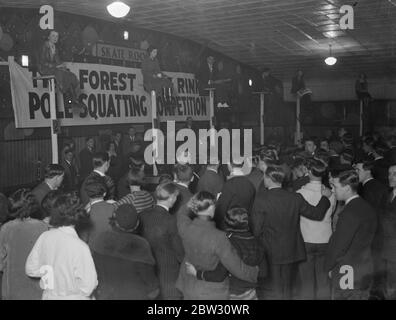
[25,193,97,300]
[176,191,258,300]
[38,30,82,108]
[141,45,174,98]
[0,189,49,300]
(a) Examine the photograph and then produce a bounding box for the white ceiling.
[1,0,396,78]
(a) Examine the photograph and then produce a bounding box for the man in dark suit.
[385,135,396,165]
[196,55,217,96]
[215,161,256,230]
[356,160,389,299]
[250,163,331,300]
[364,137,391,187]
[326,170,377,300]
[80,175,115,249]
[32,164,65,208]
[372,143,390,187]
[382,164,396,299]
[140,182,184,300]
[113,131,123,156]
[122,127,138,157]
[78,137,95,181]
[172,164,193,215]
[80,152,115,206]
[197,163,223,197]
[61,147,79,192]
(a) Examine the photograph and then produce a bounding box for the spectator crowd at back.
[1,124,396,300]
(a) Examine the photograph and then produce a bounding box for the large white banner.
[9,60,209,128]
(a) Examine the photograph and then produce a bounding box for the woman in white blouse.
[25,193,98,300]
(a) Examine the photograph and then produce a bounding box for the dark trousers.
[385,260,396,299]
[257,263,298,300]
[369,226,386,298]
[330,265,371,300]
[297,243,330,300]
[332,286,370,300]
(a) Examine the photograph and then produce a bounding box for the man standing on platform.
[197,55,217,96]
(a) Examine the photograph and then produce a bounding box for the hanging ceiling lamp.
[107,1,130,18]
[324,44,337,66]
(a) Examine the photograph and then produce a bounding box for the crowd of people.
[1,123,396,300]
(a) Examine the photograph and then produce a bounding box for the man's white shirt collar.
[157,203,169,212]
[85,198,104,212]
[45,181,55,190]
[345,195,359,206]
[363,177,374,186]
[176,181,189,189]
[229,168,245,178]
[392,189,396,202]
[94,169,105,177]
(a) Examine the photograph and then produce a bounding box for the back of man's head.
[173,163,193,184]
[127,168,145,187]
[265,164,285,185]
[44,164,65,180]
[92,152,109,169]
[306,158,327,180]
[386,135,396,148]
[374,142,389,157]
[84,175,107,199]
[155,182,179,201]
[338,170,360,194]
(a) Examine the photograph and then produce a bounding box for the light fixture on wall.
[107,1,130,18]
[21,55,29,67]
[123,31,129,40]
[248,79,253,87]
[324,44,337,66]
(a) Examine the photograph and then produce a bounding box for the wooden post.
[296,95,301,146]
[49,78,58,164]
[151,90,158,176]
[207,87,216,147]
[253,91,267,145]
[260,92,265,145]
[359,99,363,137]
